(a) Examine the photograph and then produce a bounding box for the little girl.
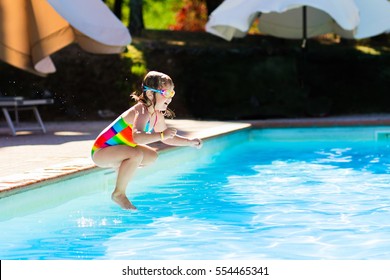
[91,71,203,210]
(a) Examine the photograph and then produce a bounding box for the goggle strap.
[143,85,162,94]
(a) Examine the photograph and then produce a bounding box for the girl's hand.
[190,138,203,149]
[162,127,177,140]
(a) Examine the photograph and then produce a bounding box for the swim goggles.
[143,85,175,98]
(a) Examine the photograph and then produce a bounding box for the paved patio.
[1,115,390,196]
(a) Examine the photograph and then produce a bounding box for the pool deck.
[1,114,390,196]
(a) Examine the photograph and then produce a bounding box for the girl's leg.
[92,145,158,209]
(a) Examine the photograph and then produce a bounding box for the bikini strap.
[153,112,158,128]
[144,111,158,132]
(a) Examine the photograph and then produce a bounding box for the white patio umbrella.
[206,0,390,43]
[334,0,390,39]
[0,0,131,76]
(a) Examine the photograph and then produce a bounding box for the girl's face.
[155,85,174,111]
[148,84,174,111]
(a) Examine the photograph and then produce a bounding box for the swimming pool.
[1,126,390,260]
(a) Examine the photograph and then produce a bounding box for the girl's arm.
[154,112,203,149]
[161,134,203,149]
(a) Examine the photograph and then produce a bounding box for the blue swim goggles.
[143,85,175,98]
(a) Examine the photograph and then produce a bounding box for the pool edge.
[0,122,252,198]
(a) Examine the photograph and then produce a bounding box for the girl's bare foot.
[111,192,137,210]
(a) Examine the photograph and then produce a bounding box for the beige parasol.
[0,0,131,76]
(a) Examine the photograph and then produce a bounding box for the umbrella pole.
[300,6,307,88]
[302,6,307,49]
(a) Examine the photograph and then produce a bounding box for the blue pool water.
[1,127,390,260]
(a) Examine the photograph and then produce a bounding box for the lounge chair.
[0,96,54,136]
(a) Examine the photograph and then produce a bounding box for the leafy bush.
[0,44,144,120]
[137,32,390,119]
[169,0,208,31]
[1,32,389,121]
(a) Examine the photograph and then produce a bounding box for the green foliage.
[136,32,390,119]
[143,0,182,29]
[143,49,307,119]
[1,31,389,121]
[41,47,133,119]
[123,45,147,78]
[0,44,146,120]
[169,0,208,31]
[105,0,181,29]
